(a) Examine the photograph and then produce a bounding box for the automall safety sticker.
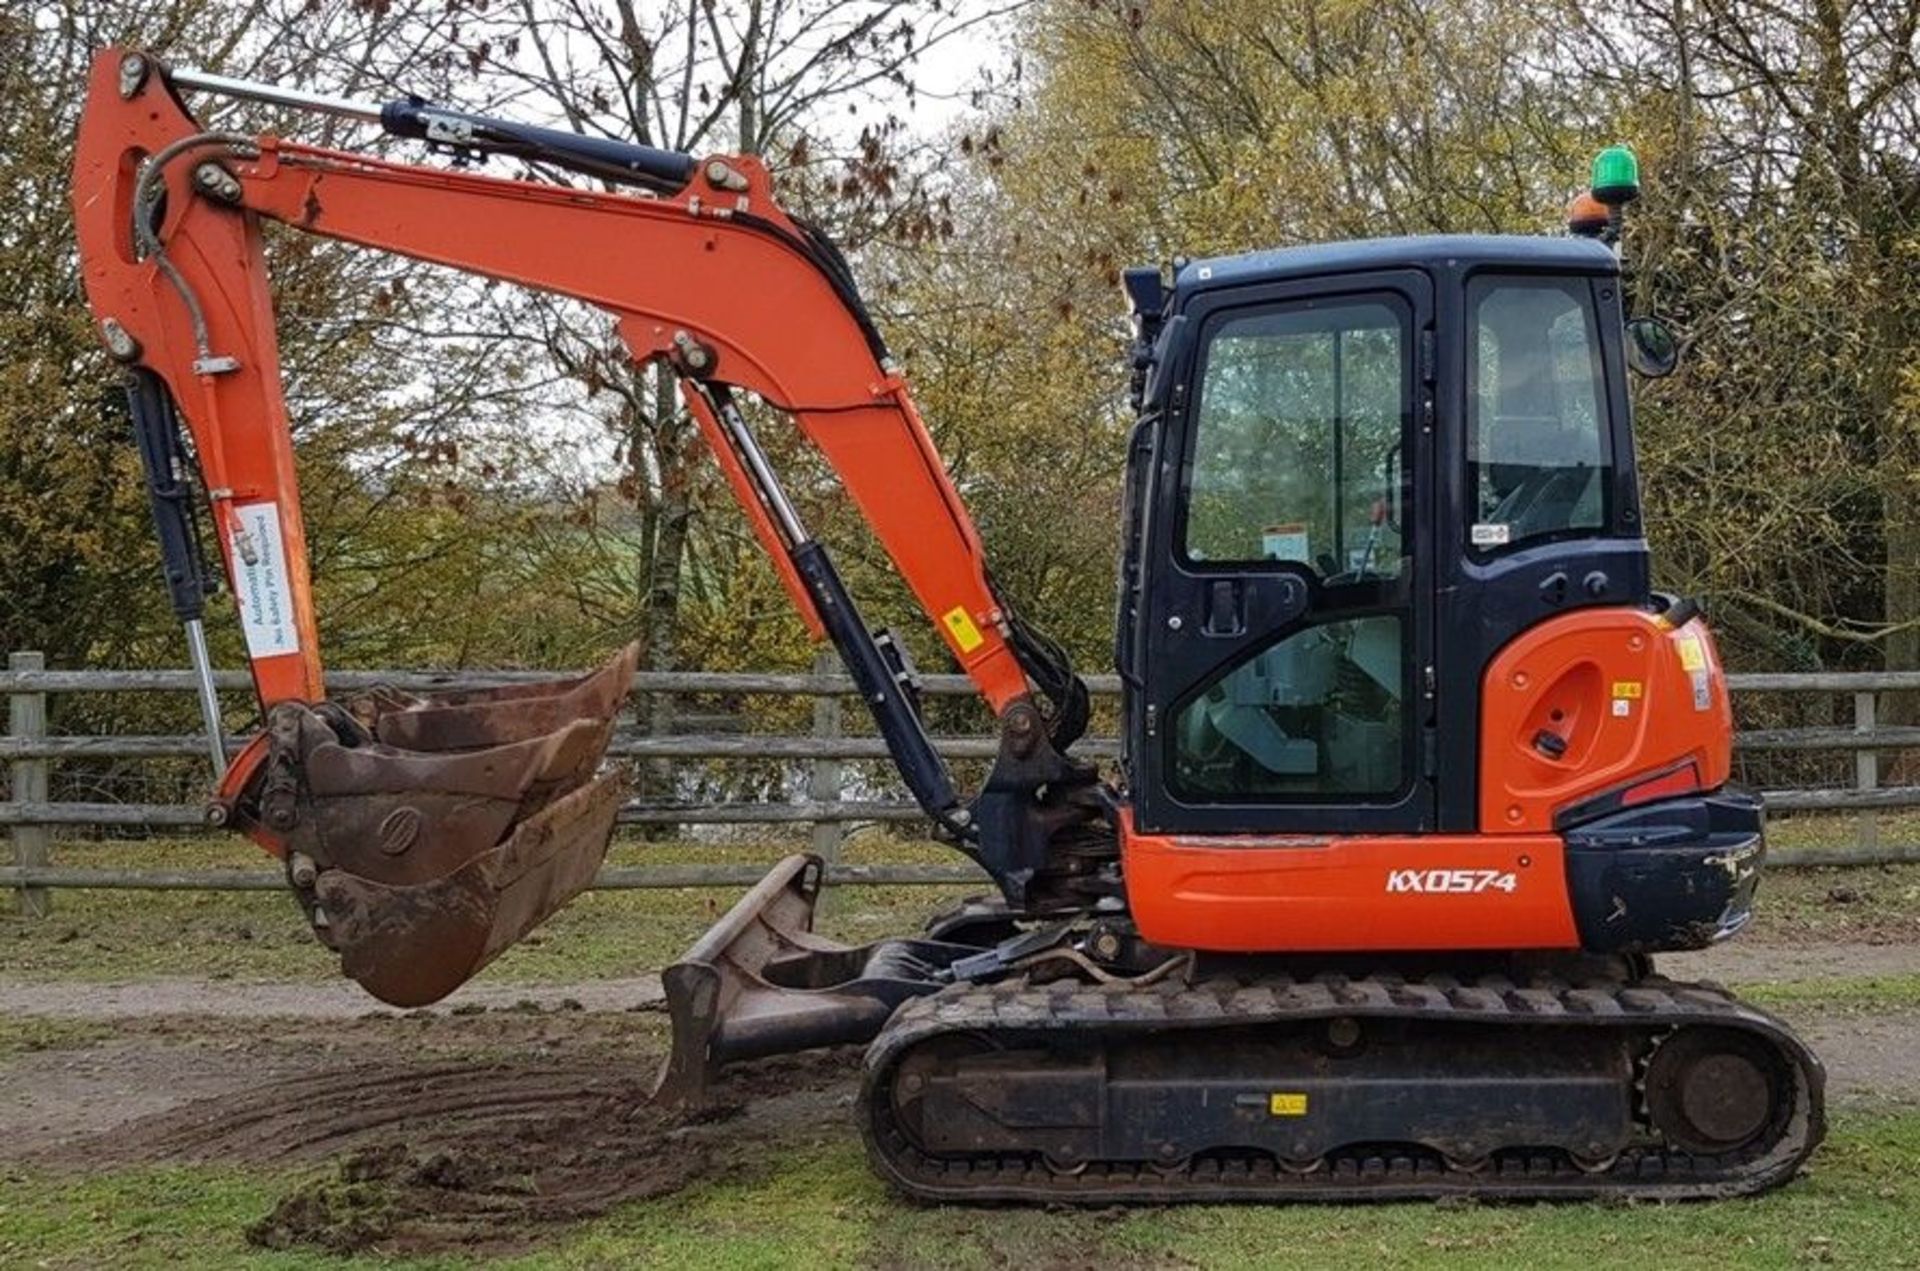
[942,606,985,653]
[1675,632,1707,672]
[230,501,299,658]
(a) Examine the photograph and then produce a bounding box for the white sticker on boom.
[1471,522,1511,547]
[230,501,299,658]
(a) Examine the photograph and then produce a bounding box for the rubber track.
[860,968,1826,1203]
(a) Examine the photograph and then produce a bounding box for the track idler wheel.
[1644,1026,1785,1156]
[250,644,638,1007]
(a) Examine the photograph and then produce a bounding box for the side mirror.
[1625,316,1680,378]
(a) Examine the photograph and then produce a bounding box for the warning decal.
[1269,1092,1310,1117]
[230,501,300,658]
[942,606,985,653]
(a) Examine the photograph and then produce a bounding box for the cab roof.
[1173,234,1617,296]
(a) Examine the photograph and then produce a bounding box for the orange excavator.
[73,48,1822,1201]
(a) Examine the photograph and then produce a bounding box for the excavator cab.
[1119,239,1647,839]
[1113,239,1764,959]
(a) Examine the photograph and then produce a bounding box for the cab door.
[1131,271,1436,835]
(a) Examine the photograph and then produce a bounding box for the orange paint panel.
[1479,609,1733,832]
[790,394,1029,708]
[214,733,285,859]
[1122,813,1579,953]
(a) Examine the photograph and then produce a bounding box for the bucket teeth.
[252,644,638,1006]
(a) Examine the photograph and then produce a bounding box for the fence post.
[8,652,51,917]
[809,650,846,901]
[1854,690,1879,855]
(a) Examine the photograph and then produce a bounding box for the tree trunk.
[1881,436,1920,753]
[639,365,693,832]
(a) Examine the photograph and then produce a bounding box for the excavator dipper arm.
[72,50,1096,1008]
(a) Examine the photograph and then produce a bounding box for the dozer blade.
[256,644,639,1007]
[653,853,973,1106]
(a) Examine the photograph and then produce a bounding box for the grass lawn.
[1,1109,1914,1269]
[1742,973,1920,1012]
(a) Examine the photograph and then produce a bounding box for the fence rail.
[5,651,1917,907]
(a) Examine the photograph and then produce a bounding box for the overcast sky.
[897,8,1010,135]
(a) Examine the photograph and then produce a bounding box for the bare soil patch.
[1663,940,1920,983]
[0,1007,660,1157]
[0,974,662,1020]
[25,1023,855,1258]
[237,1051,855,1258]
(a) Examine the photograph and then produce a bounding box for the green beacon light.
[1590,144,1640,208]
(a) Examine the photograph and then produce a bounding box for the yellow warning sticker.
[1611,681,1643,699]
[1269,1093,1309,1117]
[1675,633,1707,673]
[942,606,985,653]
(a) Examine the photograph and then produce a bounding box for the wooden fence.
[4,650,1919,909]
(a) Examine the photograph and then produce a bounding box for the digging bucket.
[251,644,639,1007]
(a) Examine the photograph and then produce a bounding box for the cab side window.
[1467,278,1611,552]
[1183,300,1407,581]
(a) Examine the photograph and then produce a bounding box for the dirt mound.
[244,1098,718,1256]
[43,1044,858,1257]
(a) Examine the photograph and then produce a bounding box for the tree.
[3,0,617,679]
[1560,0,1920,695]
[859,0,1599,679]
